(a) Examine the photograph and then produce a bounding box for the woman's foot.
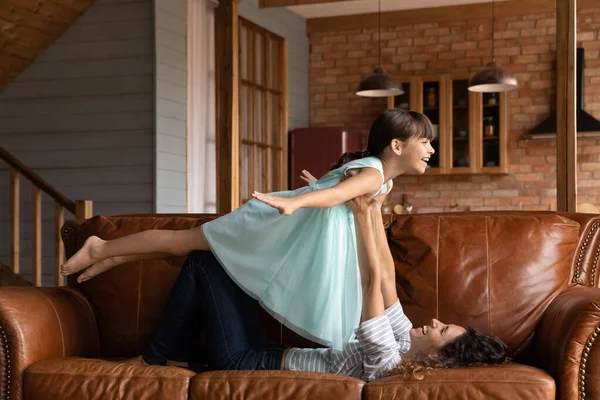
[61,236,106,276]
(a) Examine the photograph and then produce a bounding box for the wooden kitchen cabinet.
[388,73,508,175]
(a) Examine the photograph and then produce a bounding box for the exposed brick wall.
[309,7,600,212]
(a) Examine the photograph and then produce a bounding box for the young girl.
[61,109,435,351]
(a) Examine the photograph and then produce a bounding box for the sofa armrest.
[534,286,600,400]
[0,286,99,400]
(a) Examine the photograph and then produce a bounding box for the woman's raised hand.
[369,185,389,211]
[252,192,297,215]
[345,192,377,215]
[300,169,318,184]
[345,185,388,215]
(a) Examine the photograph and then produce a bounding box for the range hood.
[524,48,600,139]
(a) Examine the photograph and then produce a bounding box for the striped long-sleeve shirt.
[285,299,412,381]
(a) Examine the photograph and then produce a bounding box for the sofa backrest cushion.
[68,215,219,358]
[389,213,580,353]
[68,212,581,357]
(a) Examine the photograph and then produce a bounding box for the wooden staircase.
[0,0,97,90]
[0,147,92,286]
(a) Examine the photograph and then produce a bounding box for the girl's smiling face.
[397,137,435,174]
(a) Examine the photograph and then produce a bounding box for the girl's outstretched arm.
[252,168,382,215]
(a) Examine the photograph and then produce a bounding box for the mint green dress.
[202,157,392,351]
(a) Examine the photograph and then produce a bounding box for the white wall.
[0,0,155,284]
[154,0,188,213]
[239,0,309,131]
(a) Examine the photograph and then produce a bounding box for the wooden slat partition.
[264,34,272,193]
[280,40,288,190]
[249,29,257,196]
[1,147,93,287]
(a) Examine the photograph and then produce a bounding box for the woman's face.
[397,137,435,174]
[409,318,466,356]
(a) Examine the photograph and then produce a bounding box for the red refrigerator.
[289,127,362,190]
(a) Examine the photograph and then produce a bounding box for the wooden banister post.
[9,169,20,275]
[75,200,93,223]
[54,204,65,287]
[32,186,42,287]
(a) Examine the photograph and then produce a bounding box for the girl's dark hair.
[388,327,509,380]
[330,109,434,170]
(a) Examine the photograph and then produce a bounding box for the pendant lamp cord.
[378,0,381,68]
[491,0,495,62]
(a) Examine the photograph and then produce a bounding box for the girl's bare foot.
[61,236,106,276]
[77,256,123,283]
[76,253,170,283]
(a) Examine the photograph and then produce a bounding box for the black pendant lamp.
[468,0,518,92]
[356,0,403,97]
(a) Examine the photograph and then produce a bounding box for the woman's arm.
[353,210,385,320]
[350,197,401,382]
[252,168,382,215]
[371,208,399,309]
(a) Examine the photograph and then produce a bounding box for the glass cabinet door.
[387,78,416,111]
[480,91,506,171]
[448,76,473,172]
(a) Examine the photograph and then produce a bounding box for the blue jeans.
[142,250,284,370]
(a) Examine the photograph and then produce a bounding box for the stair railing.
[0,147,92,286]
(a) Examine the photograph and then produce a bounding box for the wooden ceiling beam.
[0,53,29,88]
[15,0,82,25]
[307,0,597,34]
[259,0,352,8]
[0,8,66,36]
[51,0,96,14]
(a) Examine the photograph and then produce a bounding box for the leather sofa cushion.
[73,215,217,358]
[389,213,580,353]
[363,363,555,400]
[0,262,32,286]
[24,357,195,400]
[189,370,364,400]
[71,214,322,358]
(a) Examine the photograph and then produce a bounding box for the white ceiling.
[288,0,506,19]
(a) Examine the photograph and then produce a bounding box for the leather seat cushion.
[24,357,195,400]
[363,363,555,400]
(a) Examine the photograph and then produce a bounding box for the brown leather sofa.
[0,211,599,400]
